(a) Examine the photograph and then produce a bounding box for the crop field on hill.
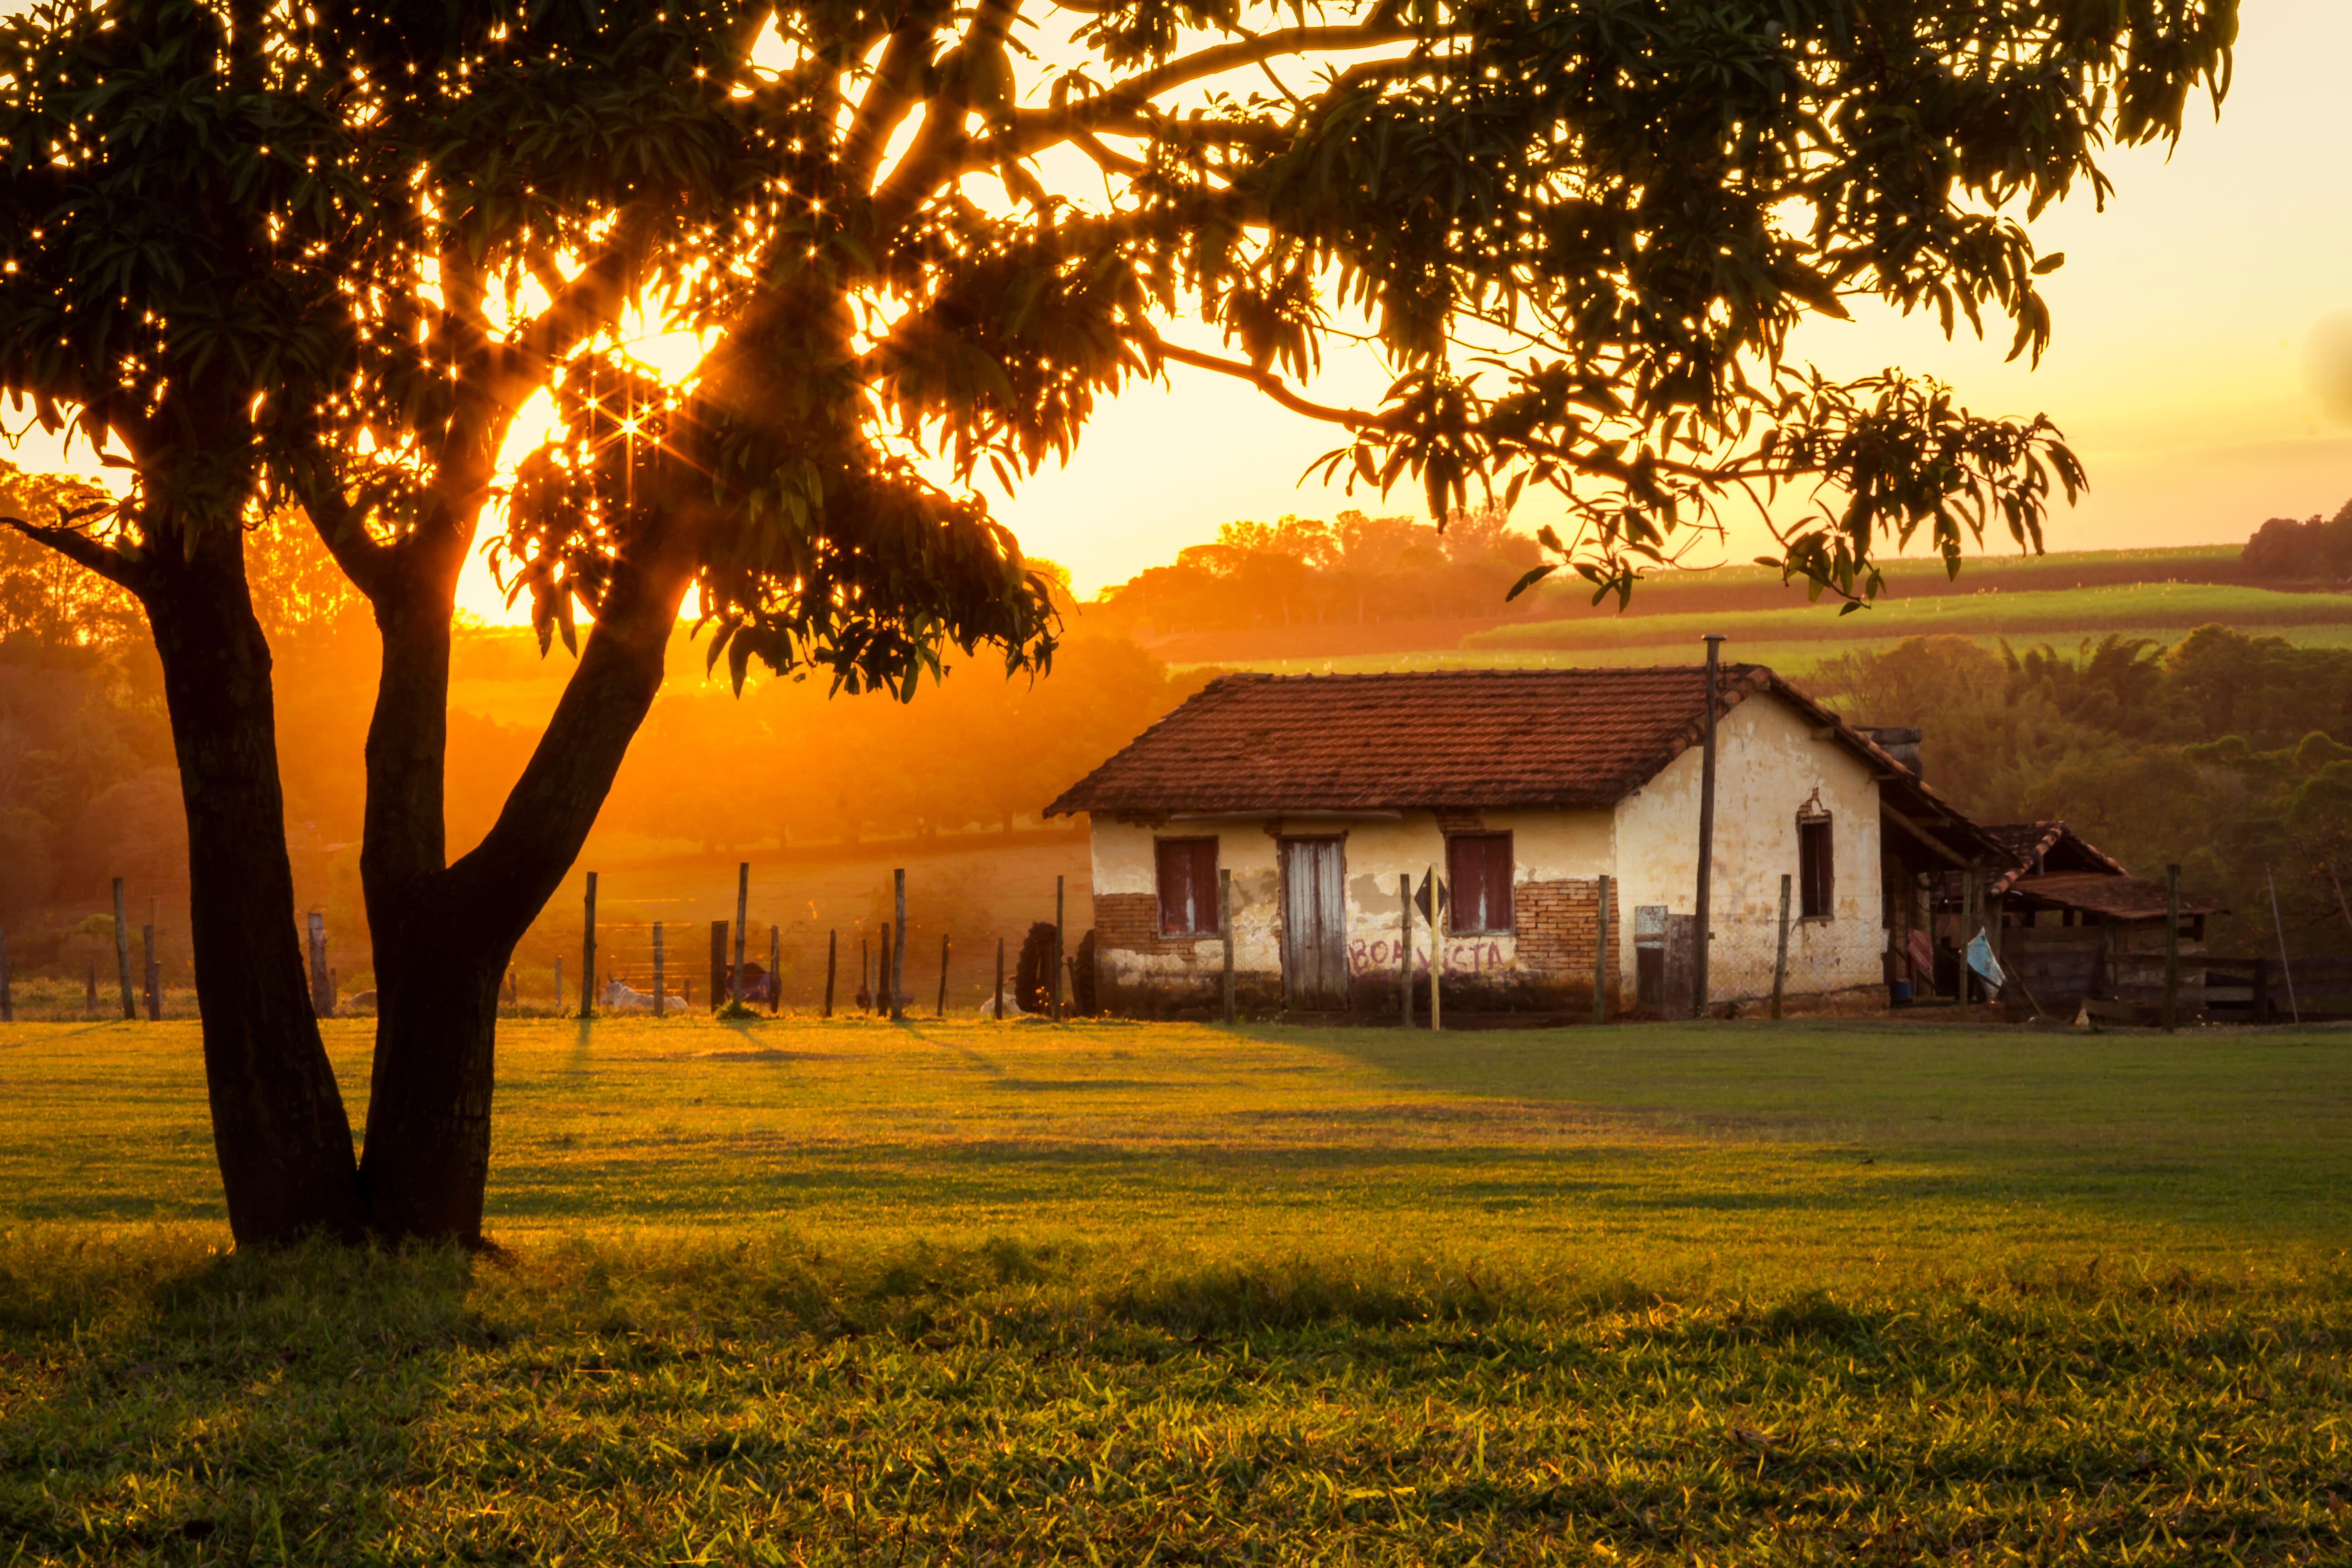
[2,1016,2347,1563]
[1191,619,2352,680]
[1469,582,2352,655]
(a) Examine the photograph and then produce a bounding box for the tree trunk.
[356,522,694,1243]
[144,532,365,1244]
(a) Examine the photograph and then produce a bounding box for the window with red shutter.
[1447,833,1515,934]
[1156,838,1221,936]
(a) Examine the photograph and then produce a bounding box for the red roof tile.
[1982,822,2131,890]
[1045,665,1864,816]
[2008,872,2228,920]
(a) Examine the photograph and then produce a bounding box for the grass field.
[1469,582,2352,655]
[1186,620,2352,680]
[2,1015,2348,1563]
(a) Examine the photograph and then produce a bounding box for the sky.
[8,1,2348,613]
[982,0,2352,595]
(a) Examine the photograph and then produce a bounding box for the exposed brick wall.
[1093,892,1212,958]
[1514,878,1602,980]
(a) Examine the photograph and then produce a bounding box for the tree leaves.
[1,0,2239,667]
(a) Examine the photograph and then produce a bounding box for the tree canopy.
[5,0,2239,638]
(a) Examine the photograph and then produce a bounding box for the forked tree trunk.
[144,532,365,1244]
[355,526,694,1244]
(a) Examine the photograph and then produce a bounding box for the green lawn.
[2,1016,2347,1563]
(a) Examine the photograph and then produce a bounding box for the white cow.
[601,978,683,1013]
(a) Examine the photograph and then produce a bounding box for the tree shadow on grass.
[0,1238,483,1563]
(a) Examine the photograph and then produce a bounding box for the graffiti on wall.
[1348,937,1508,976]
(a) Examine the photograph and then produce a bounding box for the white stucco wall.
[1612,691,1886,1000]
[1088,807,1617,1003]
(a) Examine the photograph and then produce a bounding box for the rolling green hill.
[1468,581,2352,655]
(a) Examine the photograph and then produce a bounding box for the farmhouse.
[1044,666,2014,1018]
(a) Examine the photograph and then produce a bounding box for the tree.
[0,0,2237,1245]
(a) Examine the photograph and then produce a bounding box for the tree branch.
[0,512,146,594]
[289,475,395,601]
[868,0,1025,233]
[842,1,954,187]
[494,235,637,402]
[1076,21,1419,127]
[1156,343,1386,427]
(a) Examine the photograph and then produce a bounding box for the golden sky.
[980,0,2352,596]
[8,0,2346,617]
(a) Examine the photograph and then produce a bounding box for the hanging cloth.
[1965,929,2006,991]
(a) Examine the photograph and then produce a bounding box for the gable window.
[1156,838,1221,936]
[1447,833,1515,934]
[1798,816,1835,918]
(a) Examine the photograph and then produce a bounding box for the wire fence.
[498,916,1041,1018]
[0,861,1089,1024]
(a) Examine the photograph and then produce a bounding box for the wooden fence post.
[1594,874,1612,1025]
[142,924,159,1020]
[2266,864,2300,1025]
[580,872,598,1019]
[892,868,907,1022]
[770,924,783,1015]
[305,908,333,1019]
[732,862,750,1011]
[709,920,729,1013]
[652,921,666,1018]
[1770,873,1792,1021]
[1427,862,1441,1032]
[0,927,12,1023]
[937,932,951,1018]
[1958,869,1977,1007]
[823,929,838,1018]
[1221,867,1237,1026]
[112,879,135,1019]
[994,936,1005,1019]
[1398,872,1412,1027]
[2163,863,2180,1033]
[1052,875,1065,1023]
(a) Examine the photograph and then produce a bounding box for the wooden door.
[1660,913,1697,1020]
[1280,838,1349,1010]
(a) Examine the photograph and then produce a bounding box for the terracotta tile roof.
[2008,872,2228,920]
[1982,822,2130,891]
[1046,664,1910,817]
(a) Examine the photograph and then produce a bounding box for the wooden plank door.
[1280,838,1349,1010]
[1660,913,1697,1020]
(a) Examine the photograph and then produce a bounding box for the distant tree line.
[2242,499,2352,583]
[1818,628,2352,955]
[1088,507,1547,638]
